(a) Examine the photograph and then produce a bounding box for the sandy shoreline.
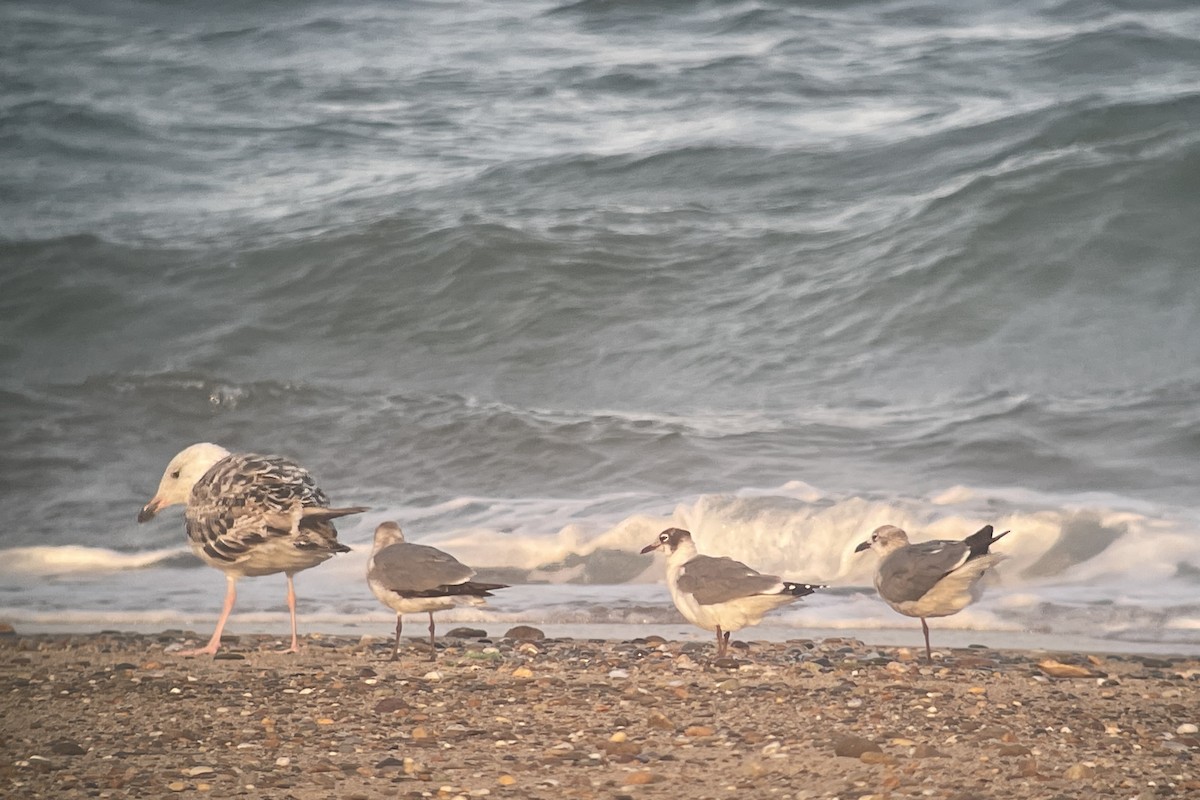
[2,630,1198,799]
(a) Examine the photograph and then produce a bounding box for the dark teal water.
[2,0,1200,645]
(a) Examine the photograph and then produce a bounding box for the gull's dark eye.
[170,470,181,479]
[660,533,669,542]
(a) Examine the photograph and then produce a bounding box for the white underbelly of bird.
[669,578,795,632]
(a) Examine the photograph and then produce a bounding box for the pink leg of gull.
[178,574,237,656]
[283,574,300,653]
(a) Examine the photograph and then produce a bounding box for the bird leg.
[390,615,404,661]
[723,630,731,656]
[715,626,726,657]
[427,612,437,661]
[283,573,300,653]
[178,574,237,656]
[921,618,933,663]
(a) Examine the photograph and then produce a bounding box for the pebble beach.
[2,628,1198,799]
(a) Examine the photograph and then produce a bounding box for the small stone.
[860,751,895,765]
[497,774,517,786]
[609,732,627,743]
[50,741,86,756]
[412,726,431,739]
[185,767,214,777]
[275,757,290,767]
[1037,659,1094,678]
[375,697,411,714]
[503,626,545,641]
[913,744,946,758]
[684,725,715,738]
[674,654,698,670]
[1064,764,1095,780]
[511,667,534,679]
[446,628,488,639]
[167,782,186,792]
[622,771,660,785]
[716,678,739,691]
[516,642,539,656]
[423,671,442,681]
[1177,723,1199,735]
[998,744,1031,757]
[647,711,674,731]
[833,735,882,758]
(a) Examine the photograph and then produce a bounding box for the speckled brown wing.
[184,453,355,564]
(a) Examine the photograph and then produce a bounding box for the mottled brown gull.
[367,521,508,661]
[855,523,1009,662]
[641,527,823,657]
[138,442,367,656]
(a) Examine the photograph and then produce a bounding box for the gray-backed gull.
[641,527,822,657]
[367,521,508,661]
[855,523,1009,662]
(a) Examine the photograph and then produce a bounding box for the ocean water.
[3,0,1200,652]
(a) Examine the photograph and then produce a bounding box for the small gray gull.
[367,521,509,661]
[641,527,823,657]
[855,524,1009,662]
[138,442,367,656]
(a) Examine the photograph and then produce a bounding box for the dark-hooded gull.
[641,527,823,657]
[855,524,1009,662]
[138,442,367,656]
[367,521,509,661]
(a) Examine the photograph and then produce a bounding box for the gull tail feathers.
[964,525,1009,559]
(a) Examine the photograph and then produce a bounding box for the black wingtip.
[964,524,1009,557]
[782,582,824,597]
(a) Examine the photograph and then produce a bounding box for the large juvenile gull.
[138,442,367,656]
[855,524,1009,662]
[641,527,823,657]
[367,521,508,661]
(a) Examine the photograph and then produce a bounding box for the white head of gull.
[367,521,508,661]
[138,442,367,656]
[641,527,824,658]
[855,523,1010,663]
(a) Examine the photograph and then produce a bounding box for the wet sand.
[1,629,1198,799]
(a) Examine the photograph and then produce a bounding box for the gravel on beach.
[1,629,1198,799]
